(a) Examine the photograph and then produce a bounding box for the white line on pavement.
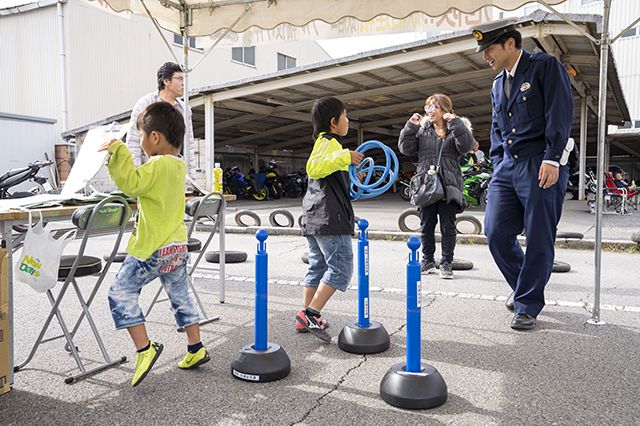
[191,271,640,314]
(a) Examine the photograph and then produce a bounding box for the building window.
[173,34,200,50]
[635,120,640,128]
[277,53,296,71]
[621,27,638,38]
[232,46,256,66]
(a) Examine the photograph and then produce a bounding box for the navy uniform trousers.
[485,153,568,317]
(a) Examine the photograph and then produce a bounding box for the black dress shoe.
[511,314,536,330]
[505,291,515,312]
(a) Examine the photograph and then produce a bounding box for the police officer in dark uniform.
[471,23,573,330]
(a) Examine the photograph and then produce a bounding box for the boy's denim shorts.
[108,244,200,330]
[303,234,353,292]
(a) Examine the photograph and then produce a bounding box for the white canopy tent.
[94,0,640,325]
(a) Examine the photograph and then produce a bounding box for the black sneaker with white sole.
[439,261,453,279]
[295,311,331,343]
[421,259,436,274]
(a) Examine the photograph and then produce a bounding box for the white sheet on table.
[60,123,130,197]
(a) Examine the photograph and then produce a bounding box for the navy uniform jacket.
[490,50,573,166]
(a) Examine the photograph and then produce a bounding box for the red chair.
[603,172,639,214]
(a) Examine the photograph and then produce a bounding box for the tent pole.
[182,8,191,177]
[579,96,587,201]
[205,95,215,191]
[588,0,612,326]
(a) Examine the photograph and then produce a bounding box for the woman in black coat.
[398,93,477,279]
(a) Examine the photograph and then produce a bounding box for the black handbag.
[409,140,445,208]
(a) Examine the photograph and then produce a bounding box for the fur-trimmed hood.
[420,115,473,134]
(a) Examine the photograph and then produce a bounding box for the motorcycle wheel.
[400,185,411,201]
[268,184,283,200]
[479,190,488,207]
[252,187,268,201]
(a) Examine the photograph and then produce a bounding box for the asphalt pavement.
[2,227,639,425]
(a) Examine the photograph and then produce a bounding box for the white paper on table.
[0,194,67,212]
[60,122,130,197]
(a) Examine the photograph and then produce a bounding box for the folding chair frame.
[14,196,131,384]
[145,191,225,331]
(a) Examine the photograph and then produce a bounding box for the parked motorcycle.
[0,160,55,199]
[566,168,599,201]
[1,160,56,233]
[260,160,284,199]
[461,162,492,208]
[397,170,415,202]
[282,170,307,198]
[223,166,268,201]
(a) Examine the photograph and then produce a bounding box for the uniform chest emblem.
[520,82,531,92]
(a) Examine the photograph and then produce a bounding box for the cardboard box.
[0,249,11,395]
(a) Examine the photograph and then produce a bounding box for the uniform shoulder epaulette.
[528,50,551,62]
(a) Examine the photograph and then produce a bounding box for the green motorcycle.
[461,161,493,208]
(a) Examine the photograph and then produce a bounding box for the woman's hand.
[443,113,456,122]
[98,138,119,152]
[409,113,422,125]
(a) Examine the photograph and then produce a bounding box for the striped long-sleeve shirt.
[125,92,197,172]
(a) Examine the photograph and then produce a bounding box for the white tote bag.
[14,212,76,293]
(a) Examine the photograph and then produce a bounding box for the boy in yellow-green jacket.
[295,97,364,342]
[99,102,209,387]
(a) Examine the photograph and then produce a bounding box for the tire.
[398,208,421,232]
[235,210,261,227]
[455,215,482,235]
[552,260,571,273]
[269,209,295,227]
[205,251,248,263]
[435,258,474,271]
[298,214,304,228]
[400,185,411,201]
[301,251,309,264]
[252,188,268,201]
[479,190,488,208]
[267,184,282,200]
[556,231,584,240]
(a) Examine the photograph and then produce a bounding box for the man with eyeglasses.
[126,62,197,174]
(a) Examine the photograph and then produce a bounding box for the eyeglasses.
[424,104,441,112]
[172,76,184,82]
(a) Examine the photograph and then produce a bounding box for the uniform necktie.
[505,74,513,99]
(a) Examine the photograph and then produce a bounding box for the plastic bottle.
[213,162,223,193]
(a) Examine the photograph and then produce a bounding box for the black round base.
[338,320,390,354]
[231,342,290,383]
[380,362,447,409]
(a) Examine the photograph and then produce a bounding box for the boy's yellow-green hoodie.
[107,140,187,259]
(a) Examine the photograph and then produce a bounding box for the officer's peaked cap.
[471,21,520,53]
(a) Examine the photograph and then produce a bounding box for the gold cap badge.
[472,30,484,41]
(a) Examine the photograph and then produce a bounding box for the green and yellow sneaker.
[178,347,210,370]
[131,341,164,387]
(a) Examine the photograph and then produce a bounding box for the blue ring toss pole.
[357,219,370,328]
[255,230,268,351]
[406,236,422,373]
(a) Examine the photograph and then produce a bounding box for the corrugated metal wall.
[0,0,329,139]
[0,7,62,130]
